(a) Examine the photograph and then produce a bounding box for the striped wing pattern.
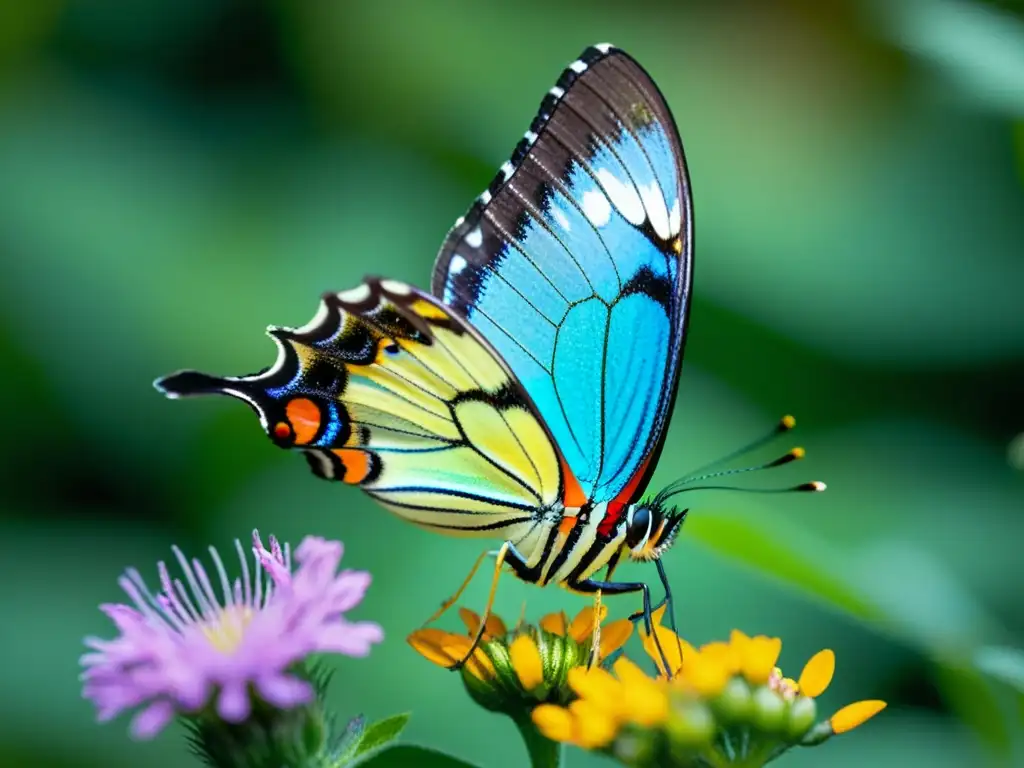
[433,44,693,507]
[156,279,563,539]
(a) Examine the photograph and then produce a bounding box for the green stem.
[511,713,563,768]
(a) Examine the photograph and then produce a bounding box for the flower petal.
[641,624,688,677]
[129,701,176,739]
[798,649,835,698]
[458,607,483,637]
[539,611,568,636]
[569,699,618,748]
[256,674,314,709]
[831,700,887,734]
[699,640,741,675]
[568,603,608,644]
[459,607,508,640]
[680,650,731,697]
[568,666,620,713]
[407,628,462,668]
[217,680,251,722]
[741,636,782,685]
[440,635,495,681]
[532,704,575,743]
[598,619,633,659]
[509,635,544,691]
[612,657,669,726]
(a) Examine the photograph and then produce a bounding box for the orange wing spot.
[272,422,292,440]
[560,454,587,508]
[331,448,372,485]
[410,299,450,320]
[286,398,321,446]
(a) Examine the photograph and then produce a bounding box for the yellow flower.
[407,604,633,714]
[533,618,887,767]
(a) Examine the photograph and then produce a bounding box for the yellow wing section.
[156,278,564,539]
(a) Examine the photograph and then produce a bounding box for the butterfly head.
[623,502,688,562]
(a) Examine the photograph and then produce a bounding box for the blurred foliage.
[0,1,1022,766]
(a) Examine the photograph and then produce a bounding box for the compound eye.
[625,507,652,549]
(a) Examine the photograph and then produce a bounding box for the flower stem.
[512,713,563,768]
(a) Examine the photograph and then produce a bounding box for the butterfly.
[156,44,821,664]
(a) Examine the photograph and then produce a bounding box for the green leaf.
[350,713,410,760]
[935,661,1012,758]
[974,646,1024,692]
[685,513,882,623]
[333,715,366,764]
[354,745,479,768]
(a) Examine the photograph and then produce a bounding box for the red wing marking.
[597,456,652,537]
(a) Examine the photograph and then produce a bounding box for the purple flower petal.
[130,701,175,739]
[217,681,251,723]
[81,533,382,738]
[256,674,314,709]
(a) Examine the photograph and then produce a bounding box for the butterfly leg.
[421,548,494,628]
[452,541,510,669]
[627,560,681,650]
[566,576,676,678]
[587,589,603,669]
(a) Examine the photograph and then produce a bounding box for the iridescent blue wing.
[432,44,693,508]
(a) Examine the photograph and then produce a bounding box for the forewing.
[432,44,693,505]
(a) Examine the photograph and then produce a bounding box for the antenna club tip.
[791,447,806,460]
[780,415,796,430]
[793,481,827,492]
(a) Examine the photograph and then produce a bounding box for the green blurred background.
[2,0,1023,766]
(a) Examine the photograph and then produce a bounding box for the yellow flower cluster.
[408,605,633,711]
[532,609,885,763]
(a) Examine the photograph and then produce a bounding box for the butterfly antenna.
[676,415,797,482]
[655,445,824,504]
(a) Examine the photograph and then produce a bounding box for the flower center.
[768,667,799,700]
[201,605,254,653]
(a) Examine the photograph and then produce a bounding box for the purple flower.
[81,531,384,739]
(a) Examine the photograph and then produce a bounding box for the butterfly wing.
[156,279,563,539]
[432,44,693,508]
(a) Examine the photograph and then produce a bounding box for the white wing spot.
[552,207,571,232]
[595,43,613,54]
[569,60,587,74]
[549,86,565,98]
[595,168,645,226]
[337,284,372,303]
[479,190,493,205]
[638,180,671,241]
[524,130,538,144]
[454,215,465,227]
[305,450,335,479]
[380,279,411,295]
[499,161,514,181]
[582,188,611,228]
[668,197,682,237]
[449,254,468,275]
[465,227,483,248]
